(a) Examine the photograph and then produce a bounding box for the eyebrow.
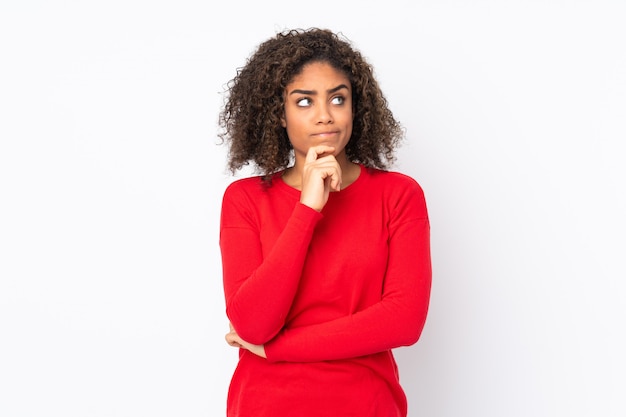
[289,84,350,96]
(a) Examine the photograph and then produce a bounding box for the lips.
[312,131,339,137]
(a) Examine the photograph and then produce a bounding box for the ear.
[280,112,287,128]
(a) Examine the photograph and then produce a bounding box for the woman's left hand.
[225,323,267,358]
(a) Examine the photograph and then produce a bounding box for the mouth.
[312,131,339,138]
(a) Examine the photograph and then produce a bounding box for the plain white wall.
[1,1,624,416]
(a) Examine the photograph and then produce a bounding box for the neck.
[282,153,360,190]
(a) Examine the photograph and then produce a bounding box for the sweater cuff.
[291,202,324,227]
[263,332,284,363]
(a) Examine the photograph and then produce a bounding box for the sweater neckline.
[273,164,367,198]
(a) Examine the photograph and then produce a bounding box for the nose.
[316,103,333,124]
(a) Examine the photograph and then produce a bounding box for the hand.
[225,322,267,359]
[300,146,342,212]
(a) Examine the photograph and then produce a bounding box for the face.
[281,61,353,165]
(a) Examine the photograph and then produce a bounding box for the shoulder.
[222,174,281,200]
[363,167,428,218]
[224,175,265,194]
[220,176,268,227]
[365,167,425,196]
[221,172,291,213]
[220,175,266,211]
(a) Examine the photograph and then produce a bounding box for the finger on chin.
[306,145,335,162]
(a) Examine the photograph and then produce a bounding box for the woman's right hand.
[299,146,342,212]
[226,322,267,359]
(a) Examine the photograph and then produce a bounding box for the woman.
[218,28,431,416]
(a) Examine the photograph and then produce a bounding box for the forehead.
[286,61,351,89]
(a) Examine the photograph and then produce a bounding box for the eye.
[331,96,345,105]
[296,97,312,107]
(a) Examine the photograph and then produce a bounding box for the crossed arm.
[224,216,431,363]
[221,194,431,363]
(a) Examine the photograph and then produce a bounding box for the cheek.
[343,111,354,129]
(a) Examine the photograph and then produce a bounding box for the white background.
[1,1,624,416]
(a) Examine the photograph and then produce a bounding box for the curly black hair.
[218,28,404,178]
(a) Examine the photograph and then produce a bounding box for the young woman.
[218,28,431,417]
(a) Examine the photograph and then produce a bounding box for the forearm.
[265,218,431,362]
[264,279,430,362]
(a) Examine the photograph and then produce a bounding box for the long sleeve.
[220,181,323,345]
[264,215,431,363]
[222,168,429,417]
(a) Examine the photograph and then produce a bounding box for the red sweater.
[220,165,431,417]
